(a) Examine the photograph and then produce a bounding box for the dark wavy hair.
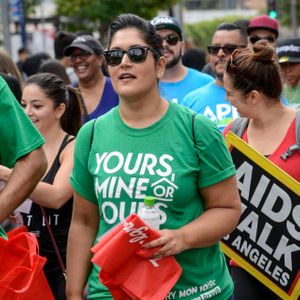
[106,13,163,59]
[26,72,82,135]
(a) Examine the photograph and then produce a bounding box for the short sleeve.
[70,120,98,204]
[0,78,44,167]
[181,89,198,109]
[194,115,236,188]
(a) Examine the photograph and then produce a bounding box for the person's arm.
[0,141,74,209]
[0,147,47,223]
[28,141,74,209]
[145,175,241,258]
[66,191,99,300]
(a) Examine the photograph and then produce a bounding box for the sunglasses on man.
[207,44,247,56]
[249,35,275,44]
[103,46,160,66]
[160,34,181,46]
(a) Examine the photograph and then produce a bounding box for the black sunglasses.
[103,46,160,66]
[160,34,180,46]
[68,51,92,62]
[207,44,246,56]
[249,35,275,44]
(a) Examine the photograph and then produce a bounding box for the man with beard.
[151,16,213,105]
[182,23,247,131]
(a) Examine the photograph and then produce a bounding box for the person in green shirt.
[0,76,47,237]
[277,37,300,109]
[66,14,241,300]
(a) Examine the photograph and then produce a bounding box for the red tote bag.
[91,214,182,300]
[0,229,54,300]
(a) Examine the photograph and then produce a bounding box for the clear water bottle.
[138,196,160,230]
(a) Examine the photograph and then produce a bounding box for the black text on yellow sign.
[222,132,300,300]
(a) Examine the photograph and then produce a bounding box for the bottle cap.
[144,196,155,206]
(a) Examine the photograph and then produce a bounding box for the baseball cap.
[63,35,103,57]
[247,15,279,38]
[151,16,183,40]
[276,38,300,64]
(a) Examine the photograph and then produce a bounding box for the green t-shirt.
[0,226,7,239]
[0,76,44,167]
[0,76,45,236]
[283,84,300,109]
[71,102,236,300]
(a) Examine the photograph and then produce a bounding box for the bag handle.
[6,231,39,260]
[1,232,41,293]
[39,206,67,279]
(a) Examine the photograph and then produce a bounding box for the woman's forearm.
[66,220,97,298]
[29,181,73,209]
[66,192,100,299]
[144,175,241,257]
[178,205,240,250]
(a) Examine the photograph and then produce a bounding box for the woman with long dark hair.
[67,14,240,300]
[0,72,82,299]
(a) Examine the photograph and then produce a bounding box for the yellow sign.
[222,132,300,300]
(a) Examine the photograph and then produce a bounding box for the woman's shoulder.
[59,134,75,161]
[79,108,117,135]
[171,102,215,125]
[171,103,221,141]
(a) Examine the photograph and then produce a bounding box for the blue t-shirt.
[182,81,238,132]
[83,77,119,122]
[159,68,213,105]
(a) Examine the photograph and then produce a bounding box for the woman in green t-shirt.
[67,14,241,300]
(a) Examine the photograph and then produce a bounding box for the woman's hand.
[144,175,240,259]
[0,165,11,182]
[143,229,186,259]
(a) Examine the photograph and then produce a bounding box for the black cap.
[63,35,103,56]
[276,38,300,64]
[151,16,183,40]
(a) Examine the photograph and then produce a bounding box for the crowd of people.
[0,11,299,300]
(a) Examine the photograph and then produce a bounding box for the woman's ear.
[156,56,166,79]
[247,90,260,104]
[55,103,66,119]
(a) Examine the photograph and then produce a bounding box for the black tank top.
[21,134,75,275]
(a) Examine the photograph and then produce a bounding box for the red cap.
[247,15,279,38]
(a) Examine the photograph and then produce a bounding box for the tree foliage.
[184,15,250,50]
[54,0,178,41]
[23,0,41,16]
[278,0,300,28]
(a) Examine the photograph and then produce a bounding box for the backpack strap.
[280,110,300,160]
[229,117,249,137]
[89,119,97,150]
[192,113,197,144]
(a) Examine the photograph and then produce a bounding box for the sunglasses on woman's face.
[207,44,246,56]
[249,35,275,44]
[103,46,160,66]
[68,51,92,62]
[160,34,180,46]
